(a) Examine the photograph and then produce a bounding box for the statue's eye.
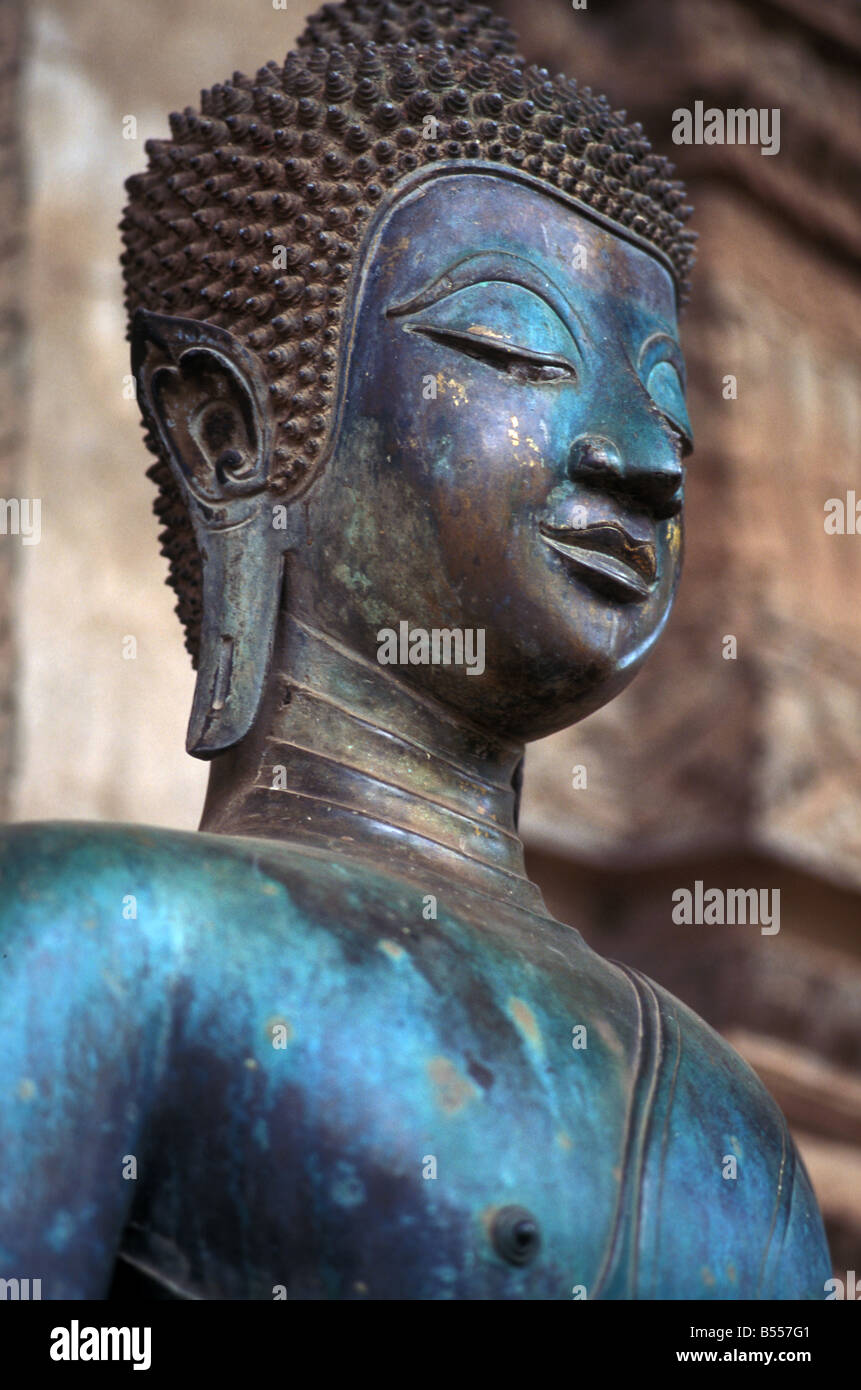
[401,280,578,385]
[645,360,693,453]
[638,333,693,454]
[411,325,574,383]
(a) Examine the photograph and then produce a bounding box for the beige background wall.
[12,0,316,830]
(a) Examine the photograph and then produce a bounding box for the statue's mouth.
[538,519,657,603]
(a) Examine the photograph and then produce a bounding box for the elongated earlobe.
[182,521,284,757]
[132,308,285,757]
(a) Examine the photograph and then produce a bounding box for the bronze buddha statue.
[0,0,829,1299]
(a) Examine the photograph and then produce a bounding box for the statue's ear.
[132,308,282,759]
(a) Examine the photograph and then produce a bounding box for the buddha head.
[123,0,695,759]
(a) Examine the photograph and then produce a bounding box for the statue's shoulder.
[0,819,253,934]
[0,818,381,1083]
[0,820,414,975]
[0,819,359,944]
[615,964,831,1300]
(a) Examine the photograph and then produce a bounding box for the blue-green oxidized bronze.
[0,0,830,1300]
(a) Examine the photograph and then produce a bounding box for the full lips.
[539,519,658,602]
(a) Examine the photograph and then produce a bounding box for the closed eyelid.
[408,324,577,383]
[405,318,578,378]
[637,330,686,382]
[638,334,693,452]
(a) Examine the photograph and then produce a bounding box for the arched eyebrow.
[385,252,588,360]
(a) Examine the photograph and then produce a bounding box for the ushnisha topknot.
[121,0,696,664]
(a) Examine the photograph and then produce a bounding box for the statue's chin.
[528,601,678,740]
[387,635,657,747]
[508,664,651,745]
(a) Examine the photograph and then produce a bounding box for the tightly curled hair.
[121,0,696,664]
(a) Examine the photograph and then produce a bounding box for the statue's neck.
[199,615,545,914]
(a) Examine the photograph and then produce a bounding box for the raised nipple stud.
[491,1205,542,1266]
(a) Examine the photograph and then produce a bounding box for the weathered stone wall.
[0,1,25,820]
[8,0,312,829]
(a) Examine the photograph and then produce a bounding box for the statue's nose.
[567,433,684,520]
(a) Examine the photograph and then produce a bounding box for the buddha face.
[288,169,691,743]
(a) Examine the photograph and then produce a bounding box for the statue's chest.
[123,909,639,1299]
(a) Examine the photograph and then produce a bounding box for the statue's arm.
[757,1132,831,1300]
[637,979,831,1300]
[0,826,169,1298]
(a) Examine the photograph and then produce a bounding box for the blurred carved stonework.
[512,0,861,1274]
[0,1,25,820]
